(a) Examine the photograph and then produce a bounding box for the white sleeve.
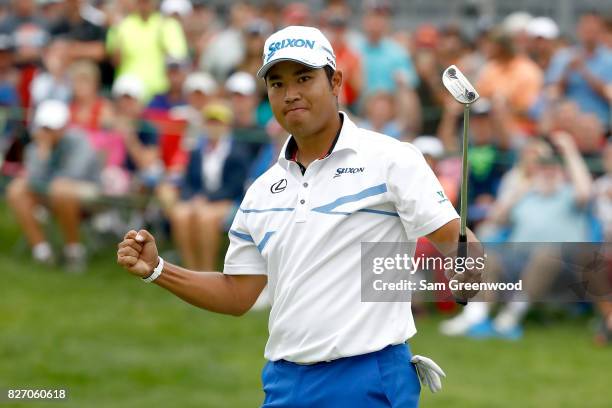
[386,143,459,240]
[223,202,268,276]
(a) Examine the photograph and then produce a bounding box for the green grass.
[0,202,611,407]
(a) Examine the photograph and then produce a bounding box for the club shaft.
[460,104,470,238]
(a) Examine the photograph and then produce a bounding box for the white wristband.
[142,257,164,283]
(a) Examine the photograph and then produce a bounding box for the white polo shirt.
[224,112,458,364]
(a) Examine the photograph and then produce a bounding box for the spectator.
[359,91,402,139]
[6,100,100,270]
[546,12,612,128]
[412,24,445,135]
[282,2,311,27]
[147,57,189,112]
[501,11,533,56]
[411,136,458,206]
[167,102,252,270]
[68,59,113,132]
[171,71,218,152]
[39,0,65,24]
[438,97,513,222]
[107,0,188,101]
[184,0,220,68]
[594,142,612,241]
[357,0,418,96]
[593,144,612,345]
[199,1,255,82]
[235,19,272,81]
[160,0,192,23]
[0,0,50,109]
[49,0,110,87]
[442,133,593,338]
[29,38,72,107]
[526,17,560,71]
[477,30,543,136]
[225,71,268,152]
[111,74,161,190]
[322,9,362,112]
[0,34,20,154]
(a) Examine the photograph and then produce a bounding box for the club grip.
[455,233,468,306]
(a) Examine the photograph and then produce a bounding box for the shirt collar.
[278,111,359,168]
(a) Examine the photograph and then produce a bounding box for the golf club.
[442,65,480,303]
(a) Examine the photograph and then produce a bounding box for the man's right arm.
[117,230,267,316]
[152,263,267,316]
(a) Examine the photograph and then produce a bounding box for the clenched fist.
[117,229,159,278]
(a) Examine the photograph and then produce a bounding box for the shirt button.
[300,199,305,204]
[303,182,309,188]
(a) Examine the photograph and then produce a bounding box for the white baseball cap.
[183,72,218,95]
[160,0,193,17]
[226,71,256,95]
[412,136,445,159]
[112,74,145,101]
[34,99,70,130]
[526,17,559,40]
[257,25,336,78]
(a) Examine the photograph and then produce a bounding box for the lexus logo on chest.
[271,178,287,193]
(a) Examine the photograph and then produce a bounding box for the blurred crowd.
[1,0,612,345]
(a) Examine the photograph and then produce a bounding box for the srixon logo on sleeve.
[333,167,365,178]
[266,39,316,62]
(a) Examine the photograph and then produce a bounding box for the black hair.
[323,65,335,87]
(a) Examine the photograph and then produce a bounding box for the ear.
[331,70,343,97]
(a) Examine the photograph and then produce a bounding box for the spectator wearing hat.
[160,0,192,22]
[167,102,252,270]
[107,0,188,102]
[546,12,612,129]
[526,16,561,71]
[111,74,162,190]
[6,100,101,270]
[226,71,269,153]
[169,71,218,150]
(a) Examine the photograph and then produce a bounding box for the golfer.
[117,26,482,407]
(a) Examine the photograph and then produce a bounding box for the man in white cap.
[111,74,162,189]
[7,99,100,271]
[225,71,268,149]
[117,26,482,407]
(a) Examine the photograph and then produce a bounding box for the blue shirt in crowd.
[357,38,418,95]
[546,45,612,125]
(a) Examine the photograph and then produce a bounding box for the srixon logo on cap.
[266,38,316,62]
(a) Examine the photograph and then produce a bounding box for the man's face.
[167,66,186,91]
[116,95,142,118]
[136,0,155,15]
[36,127,63,146]
[265,61,341,137]
[362,12,388,42]
[578,15,602,47]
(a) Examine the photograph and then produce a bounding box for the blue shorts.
[261,343,421,408]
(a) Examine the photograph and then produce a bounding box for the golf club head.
[442,65,479,105]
